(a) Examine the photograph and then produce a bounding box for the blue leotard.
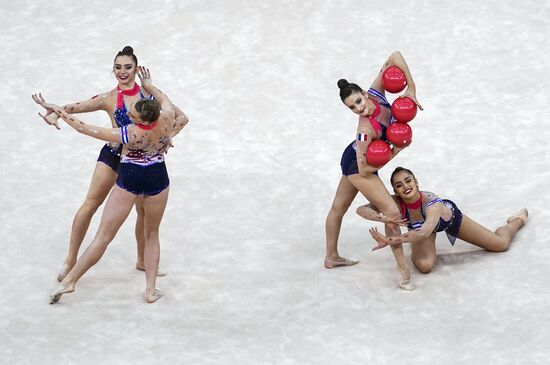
[398,192,463,245]
[96,88,152,171]
[340,88,395,176]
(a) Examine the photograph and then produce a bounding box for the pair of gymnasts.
[324,51,527,290]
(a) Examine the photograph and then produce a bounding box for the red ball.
[386,122,413,147]
[366,140,391,167]
[391,97,417,123]
[382,66,407,93]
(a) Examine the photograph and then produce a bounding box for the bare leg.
[142,188,169,303]
[410,233,437,274]
[58,163,117,282]
[324,176,359,268]
[457,209,528,252]
[135,197,167,277]
[50,186,136,304]
[348,173,413,290]
[135,197,146,266]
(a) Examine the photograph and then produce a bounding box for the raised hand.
[32,93,61,130]
[138,66,152,87]
[369,227,390,251]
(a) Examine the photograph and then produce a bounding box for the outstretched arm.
[371,51,423,110]
[33,93,122,144]
[369,203,444,250]
[40,93,111,129]
[357,202,408,225]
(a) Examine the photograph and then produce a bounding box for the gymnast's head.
[337,79,369,116]
[128,99,161,125]
[390,167,419,199]
[113,46,138,85]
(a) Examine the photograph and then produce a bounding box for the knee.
[330,201,350,218]
[96,230,116,245]
[356,206,368,218]
[144,228,159,241]
[135,204,145,217]
[80,198,102,215]
[414,258,435,274]
[487,242,509,253]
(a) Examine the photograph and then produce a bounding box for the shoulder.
[422,191,444,208]
[367,87,385,98]
[122,124,143,143]
[93,89,117,105]
[140,88,154,99]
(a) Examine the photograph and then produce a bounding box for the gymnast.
[40,46,185,281]
[324,51,423,290]
[358,167,528,276]
[33,67,188,303]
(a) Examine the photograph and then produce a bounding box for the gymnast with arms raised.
[358,167,528,276]
[324,51,423,290]
[34,67,189,303]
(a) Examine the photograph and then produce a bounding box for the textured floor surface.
[1,0,549,364]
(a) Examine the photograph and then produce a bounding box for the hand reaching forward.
[369,227,391,251]
[379,212,408,226]
[32,93,61,130]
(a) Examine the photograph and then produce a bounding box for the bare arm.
[171,105,189,137]
[56,107,122,143]
[355,123,378,176]
[357,201,408,225]
[41,92,112,129]
[369,203,444,247]
[137,67,174,118]
[371,51,423,110]
[62,93,111,114]
[33,93,122,144]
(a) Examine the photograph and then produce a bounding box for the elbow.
[389,51,403,64]
[391,50,403,59]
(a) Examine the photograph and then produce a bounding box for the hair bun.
[337,79,349,90]
[122,46,134,54]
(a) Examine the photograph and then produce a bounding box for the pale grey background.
[1,0,549,364]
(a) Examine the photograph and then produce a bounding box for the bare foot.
[144,289,163,303]
[136,264,166,277]
[324,257,359,269]
[57,261,75,282]
[49,283,75,304]
[507,208,528,226]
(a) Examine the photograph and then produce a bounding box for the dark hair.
[337,79,363,102]
[114,46,138,66]
[135,99,160,122]
[390,167,416,186]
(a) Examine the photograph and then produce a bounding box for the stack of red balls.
[365,66,417,167]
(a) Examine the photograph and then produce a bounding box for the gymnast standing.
[34,67,189,303]
[40,46,185,281]
[359,167,528,277]
[324,51,423,290]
